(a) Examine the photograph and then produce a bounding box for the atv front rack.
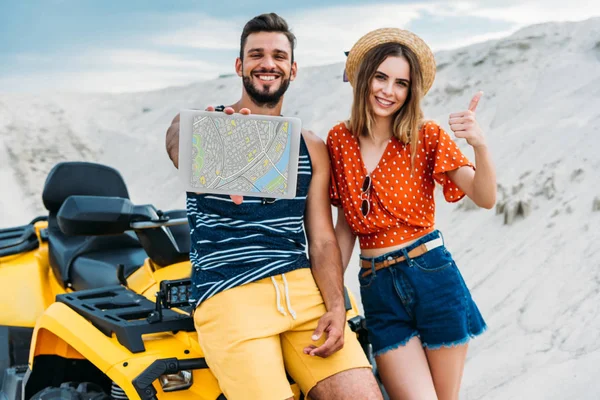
[57,286,194,353]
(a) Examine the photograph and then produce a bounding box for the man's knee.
[308,367,383,400]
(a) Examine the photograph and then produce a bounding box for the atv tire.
[30,382,110,400]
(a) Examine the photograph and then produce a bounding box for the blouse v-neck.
[356,134,397,177]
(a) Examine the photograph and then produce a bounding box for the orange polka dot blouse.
[327,121,474,249]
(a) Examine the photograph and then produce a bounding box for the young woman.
[327,28,496,400]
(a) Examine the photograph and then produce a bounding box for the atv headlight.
[159,370,193,392]
[161,278,192,308]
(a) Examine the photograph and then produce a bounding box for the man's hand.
[448,91,486,148]
[303,307,346,358]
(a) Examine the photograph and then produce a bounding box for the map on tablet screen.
[179,110,302,199]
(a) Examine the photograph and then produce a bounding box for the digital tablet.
[178,110,302,199]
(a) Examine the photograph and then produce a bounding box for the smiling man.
[165,13,381,400]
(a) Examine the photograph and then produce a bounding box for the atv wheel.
[30,382,110,400]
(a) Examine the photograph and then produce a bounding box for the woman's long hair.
[349,42,425,168]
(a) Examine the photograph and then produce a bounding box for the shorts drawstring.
[271,274,297,320]
[271,276,287,316]
[282,274,297,320]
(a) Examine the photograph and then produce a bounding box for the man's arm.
[166,113,180,169]
[302,130,346,358]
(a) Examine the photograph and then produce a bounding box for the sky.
[1,0,599,93]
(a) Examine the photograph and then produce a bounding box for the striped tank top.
[187,135,312,306]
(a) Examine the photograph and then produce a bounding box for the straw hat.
[345,28,436,94]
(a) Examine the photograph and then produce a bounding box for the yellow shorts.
[193,268,371,400]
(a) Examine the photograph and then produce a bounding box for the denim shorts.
[359,230,487,356]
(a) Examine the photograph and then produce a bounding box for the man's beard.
[242,70,291,109]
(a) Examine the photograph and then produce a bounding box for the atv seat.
[42,162,149,291]
[68,238,148,291]
[68,208,190,291]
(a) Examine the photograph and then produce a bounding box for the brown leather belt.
[360,238,443,278]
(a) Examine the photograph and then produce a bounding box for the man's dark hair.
[240,13,296,62]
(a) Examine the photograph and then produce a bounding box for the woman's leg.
[402,239,485,400]
[375,336,438,400]
[425,344,468,400]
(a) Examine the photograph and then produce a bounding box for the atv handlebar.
[57,195,188,234]
[130,218,188,230]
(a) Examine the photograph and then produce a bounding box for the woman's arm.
[335,209,357,272]
[447,146,496,209]
[447,91,497,209]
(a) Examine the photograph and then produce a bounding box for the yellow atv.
[0,161,372,400]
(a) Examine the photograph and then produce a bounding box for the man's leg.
[277,269,382,399]
[193,278,296,400]
[283,320,382,400]
[307,367,382,400]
